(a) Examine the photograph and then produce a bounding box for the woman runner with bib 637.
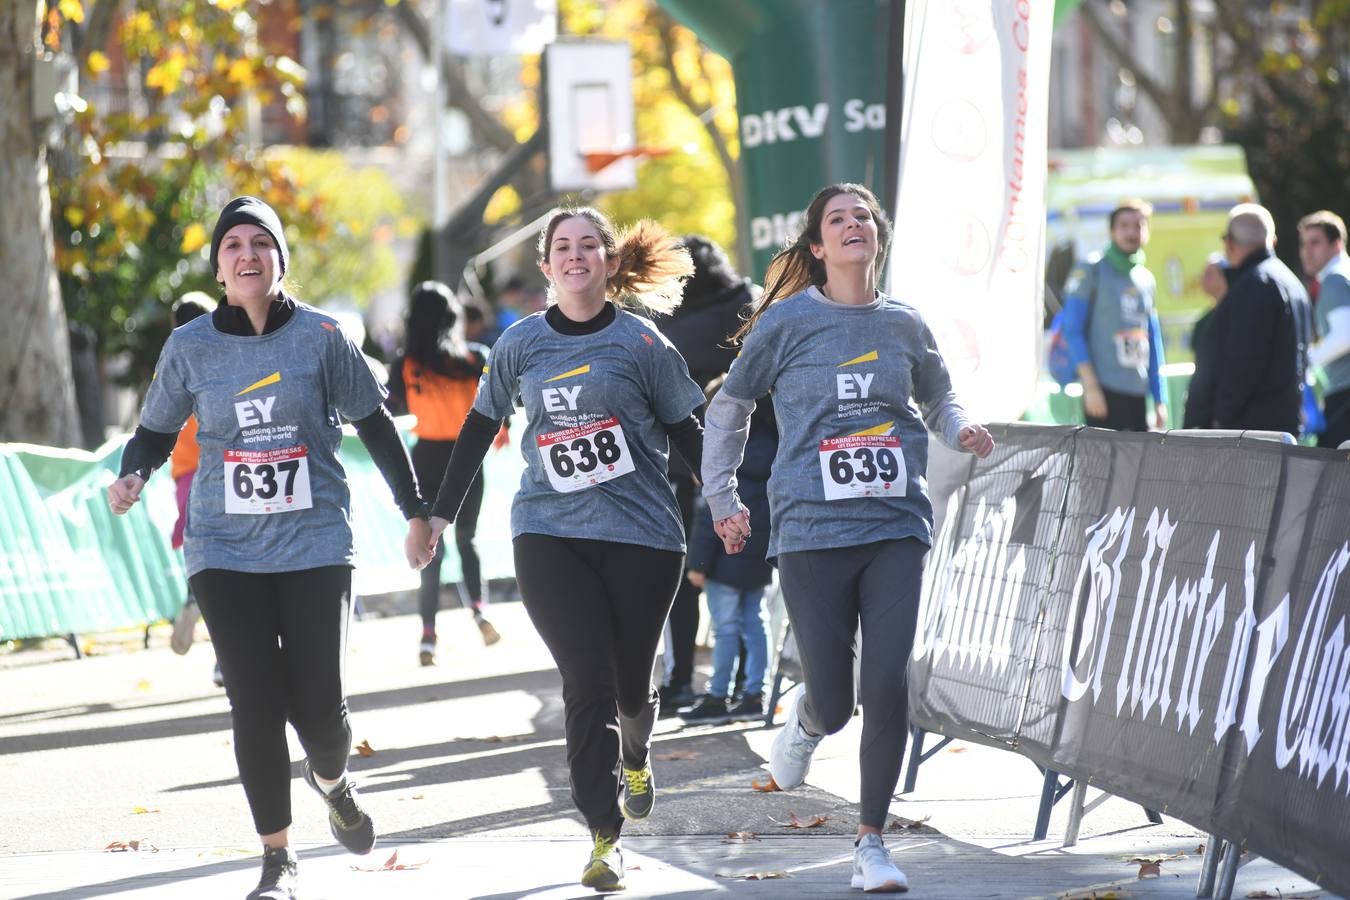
[701,183,993,894]
[108,196,434,900]
[426,207,705,892]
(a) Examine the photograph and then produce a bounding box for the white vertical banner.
[889,0,1054,423]
[446,0,557,56]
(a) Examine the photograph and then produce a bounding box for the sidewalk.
[0,601,1337,899]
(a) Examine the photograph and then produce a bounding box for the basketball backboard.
[545,40,636,193]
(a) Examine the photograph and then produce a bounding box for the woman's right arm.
[701,389,755,553]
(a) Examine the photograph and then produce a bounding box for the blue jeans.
[704,580,769,699]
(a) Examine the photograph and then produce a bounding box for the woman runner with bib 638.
[108,196,434,900]
[701,183,993,894]
[426,207,705,892]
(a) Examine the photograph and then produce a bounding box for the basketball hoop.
[582,146,673,174]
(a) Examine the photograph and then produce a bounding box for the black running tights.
[191,566,353,836]
[512,534,683,836]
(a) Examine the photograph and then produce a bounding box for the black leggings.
[513,533,683,836]
[191,566,353,836]
[776,539,927,828]
[413,439,486,627]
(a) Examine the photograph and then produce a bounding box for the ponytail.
[608,219,693,315]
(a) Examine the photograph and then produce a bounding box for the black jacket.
[1182,249,1310,433]
[687,398,776,590]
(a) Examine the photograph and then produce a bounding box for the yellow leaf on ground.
[354,739,376,757]
[131,807,160,815]
[750,776,780,792]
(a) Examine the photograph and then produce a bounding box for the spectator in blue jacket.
[681,388,776,725]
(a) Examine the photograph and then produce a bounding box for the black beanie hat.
[209,196,289,278]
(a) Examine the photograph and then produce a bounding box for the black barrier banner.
[912,423,1350,897]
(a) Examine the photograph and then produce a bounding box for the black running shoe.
[303,761,376,855]
[680,695,731,725]
[728,693,765,722]
[246,845,298,900]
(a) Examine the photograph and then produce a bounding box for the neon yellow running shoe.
[620,761,654,821]
[580,831,624,891]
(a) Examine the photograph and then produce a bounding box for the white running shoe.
[851,833,908,892]
[768,691,823,790]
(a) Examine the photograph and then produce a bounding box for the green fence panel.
[1,420,528,640]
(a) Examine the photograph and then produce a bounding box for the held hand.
[107,474,146,516]
[492,426,510,452]
[405,518,434,569]
[1082,384,1108,420]
[713,508,751,555]
[958,424,995,459]
[426,516,450,558]
[1152,402,1168,432]
[685,569,706,588]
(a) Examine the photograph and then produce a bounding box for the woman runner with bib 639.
[108,196,434,900]
[701,183,993,894]
[426,207,705,892]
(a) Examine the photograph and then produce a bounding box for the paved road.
[0,600,1337,899]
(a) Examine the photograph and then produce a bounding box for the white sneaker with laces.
[851,833,908,892]
[768,691,823,789]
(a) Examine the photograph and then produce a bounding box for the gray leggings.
[776,538,927,828]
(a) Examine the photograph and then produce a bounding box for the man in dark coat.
[651,236,760,713]
[1183,204,1313,434]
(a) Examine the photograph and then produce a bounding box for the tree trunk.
[0,1,81,447]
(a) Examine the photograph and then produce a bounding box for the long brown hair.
[734,182,892,342]
[537,207,693,315]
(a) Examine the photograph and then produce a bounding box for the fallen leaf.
[104,839,158,852]
[1197,843,1206,856]
[771,812,829,829]
[1246,893,1322,899]
[131,806,160,815]
[946,745,967,753]
[197,847,254,859]
[354,739,376,758]
[1127,853,1185,865]
[723,831,760,843]
[350,849,429,872]
[886,815,930,831]
[655,750,699,760]
[1062,892,1129,899]
[1137,861,1161,878]
[716,871,791,881]
[751,776,781,792]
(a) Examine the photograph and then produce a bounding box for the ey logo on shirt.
[836,350,878,399]
[541,364,588,411]
[234,372,281,427]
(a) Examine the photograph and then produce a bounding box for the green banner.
[660,0,890,279]
[0,424,523,641]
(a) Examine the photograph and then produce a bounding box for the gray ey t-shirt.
[708,287,971,557]
[140,305,386,576]
[473,306,704,551]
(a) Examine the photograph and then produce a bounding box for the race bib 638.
[536,416,634,493]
